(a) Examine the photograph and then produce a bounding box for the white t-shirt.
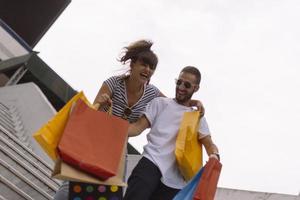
[142,97,210,189]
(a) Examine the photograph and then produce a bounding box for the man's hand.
[188,99,205,117]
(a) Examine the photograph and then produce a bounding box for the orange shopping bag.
[58,99,129,180]
[193,157,222,200]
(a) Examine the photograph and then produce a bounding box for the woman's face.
[130,59,156,84]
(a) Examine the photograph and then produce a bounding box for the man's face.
[175,72,199,104]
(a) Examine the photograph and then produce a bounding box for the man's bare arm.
[199,134,220,160]
[128,115,150,137]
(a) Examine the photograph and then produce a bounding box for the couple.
[124,65,219,200]
[54,40,219,200]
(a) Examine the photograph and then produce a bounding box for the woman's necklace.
[125,78,144,107]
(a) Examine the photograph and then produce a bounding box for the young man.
[123,66,219,200]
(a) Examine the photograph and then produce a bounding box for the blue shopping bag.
[173,167,205,200]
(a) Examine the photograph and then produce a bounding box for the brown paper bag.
[52,143,127,187]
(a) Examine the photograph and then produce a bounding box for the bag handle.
[93,103,112,115]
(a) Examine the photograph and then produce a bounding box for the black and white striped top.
[103,76,161,123]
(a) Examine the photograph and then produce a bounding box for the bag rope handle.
[93,103,112,115]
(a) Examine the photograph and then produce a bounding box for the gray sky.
[35,0,300,195]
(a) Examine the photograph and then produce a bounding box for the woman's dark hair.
[181,66,201,85]
[119,40,158,69]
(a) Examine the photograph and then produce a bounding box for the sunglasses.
[122,107,132,120]
[175,79,195,89]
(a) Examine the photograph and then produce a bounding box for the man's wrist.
[211,152,220,161]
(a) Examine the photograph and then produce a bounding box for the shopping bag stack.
[33,91,92,161]
[33,91,129,199]
[57,98,128,180]
[174,111,222,200]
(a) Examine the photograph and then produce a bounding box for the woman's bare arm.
[93,83,112,109]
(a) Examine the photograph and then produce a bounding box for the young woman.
[93,39,204,122]
[93,40,163,123]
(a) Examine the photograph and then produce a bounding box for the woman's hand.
[93,93,112,110]
[93,83,113,110]
[188,99,205,117]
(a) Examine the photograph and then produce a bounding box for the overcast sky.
[35,0,300,195]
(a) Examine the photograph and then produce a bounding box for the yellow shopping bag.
[175,111,203,181]
[33,91,92,161]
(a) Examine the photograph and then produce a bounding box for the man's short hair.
[181,66,201,85]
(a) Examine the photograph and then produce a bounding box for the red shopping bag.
[58,99,129,180]
[193,157,222,200]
